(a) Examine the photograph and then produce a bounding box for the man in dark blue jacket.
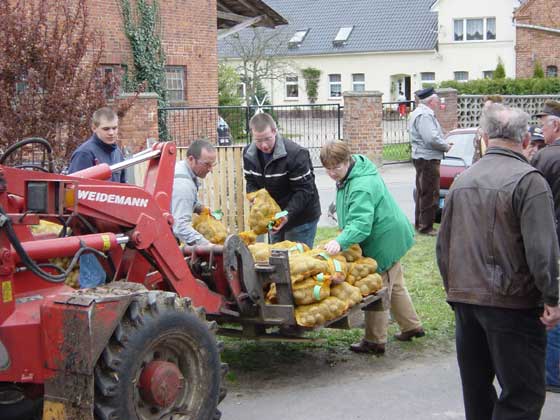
[68,107,126,182]
[68,107,126,287]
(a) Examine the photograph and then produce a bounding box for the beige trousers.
[365,261,422,344]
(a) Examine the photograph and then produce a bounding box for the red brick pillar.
[342,91,384,165]
[435,88,458,134]
[117,93,160,154]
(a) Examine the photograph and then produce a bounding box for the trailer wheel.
[93,292,227,420]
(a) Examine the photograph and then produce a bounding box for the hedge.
[439,78,560,95]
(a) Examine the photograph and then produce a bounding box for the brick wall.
[435,88,458,134]
[89,0,218,141]
[116,93,159,153]
[515,0,560,78]
[342,91,384,165]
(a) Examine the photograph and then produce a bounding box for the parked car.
[217,116,232,146]
[436,128,477,222]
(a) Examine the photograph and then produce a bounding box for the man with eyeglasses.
[171,139,217,245]
[243,112,321,248]
[532,100,560,394]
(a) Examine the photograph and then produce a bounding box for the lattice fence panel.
[458,95,560,128]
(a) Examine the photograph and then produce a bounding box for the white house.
[219,0,523,105]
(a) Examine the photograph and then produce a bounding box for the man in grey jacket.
[408,87,452,235]
[437,103,560,420]
[171,139,217,245]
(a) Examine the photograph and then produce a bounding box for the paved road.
[222,351,560,420]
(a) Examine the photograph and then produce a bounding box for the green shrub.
[494,59,506,79]
[439,78,560,94]
[533,61,545,78]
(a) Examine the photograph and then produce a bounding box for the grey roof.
[219,0,438,58]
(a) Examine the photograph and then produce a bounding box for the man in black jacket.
[532,100,560,394]
[436,103,560,420]
[243,113,321,248]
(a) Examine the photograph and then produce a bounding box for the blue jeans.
[546,324,560,387]
[270,218,318,249]
[79,253,106,288]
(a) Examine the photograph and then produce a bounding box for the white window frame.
[454,71,469,82]
[453,17,496,42]
[237,82,246,98]
[421,72,435,82]
[285,75,299,99]
[483,70,494,79]
[288,29,308,48]
[328,74,342,99]
[333,26,353,46]
[352,73,365,92]
[165,66,185,102]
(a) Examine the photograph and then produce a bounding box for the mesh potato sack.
[50,256,80,289]
[289,254,329,284]
[31,220,64,236]
[295,296,348,327]
[305,249,348,283]
[247,189,282,235]
[249,243,271,263]
[239,230,257,245]
[192,208,227,244]
[354,273,383,296]
[271,241,310,255]
[340,244,363,262]
[292,273,331,305]
[330,281,362,308]
[347,257,379,285]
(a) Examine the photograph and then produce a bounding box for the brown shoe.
[418,229,437,237]
[394,327,426,341]
[349,339,385,355]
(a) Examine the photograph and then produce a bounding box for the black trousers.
[454,303,547,420]
[413,158,440,232]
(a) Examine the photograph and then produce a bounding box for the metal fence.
[457,94,560,128]
[382,101,415,163]
[160,104,343,167]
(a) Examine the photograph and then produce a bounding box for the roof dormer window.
[288,29,308,48]
[333,26,353,46]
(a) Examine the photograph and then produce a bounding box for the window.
[421,72,436,88]
[285,75,299,98]
[329,74,342,98]
[288,29,308,48]
[454,71,469,82]
[165,66,185,102]
[483,70,494,79]
[454,17,496,41]
[352,73,365,92]
[333,26,353,46]
[486,18,496,40]
[547,65,558,78]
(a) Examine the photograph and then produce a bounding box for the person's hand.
[446,142,454,151]
[540,304,560,330]
[323,240,341,255]
[271,216,288,232]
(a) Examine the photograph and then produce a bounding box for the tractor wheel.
[93,291,227,420]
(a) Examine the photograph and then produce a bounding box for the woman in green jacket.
[321,141,424,354]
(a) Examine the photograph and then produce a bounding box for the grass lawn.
[221,226,455,378]
[383,143,411,162]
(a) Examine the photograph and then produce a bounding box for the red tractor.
[0,139,385,420]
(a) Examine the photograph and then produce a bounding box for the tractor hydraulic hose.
[0,207,106,283]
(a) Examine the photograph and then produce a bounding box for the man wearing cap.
[532,100,560,394]
[523,125,545,162]
[408,87,452,235]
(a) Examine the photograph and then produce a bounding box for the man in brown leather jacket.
[436,103,560,420]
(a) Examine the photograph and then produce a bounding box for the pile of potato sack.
[30,190,383,327]
[196,188,383,327]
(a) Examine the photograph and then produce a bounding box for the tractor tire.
[93,291,227,420]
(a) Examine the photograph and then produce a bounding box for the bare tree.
[223,27,294,105]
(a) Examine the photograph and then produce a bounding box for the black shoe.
[349,339,385,355]
[394,327,426,341]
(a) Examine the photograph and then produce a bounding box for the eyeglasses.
[254,136,275,144]
[196,159,218,168]
[325,163,346,172]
